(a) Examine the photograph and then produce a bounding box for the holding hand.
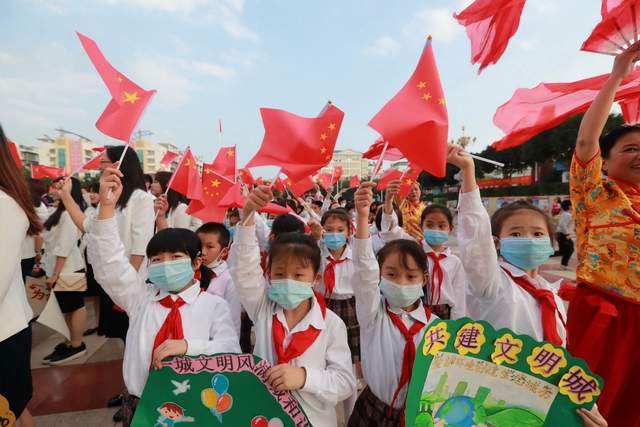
[577,405,607,427]
[152,339,188,370]
[446,144,474,171]
[384,179,401,214]
[241,185,273,224]
[354,182,376,238]
[154,194,169,217]
[307,219,323,241]
[97,167,123,220]
[265,363,306,391]
[611,41,640,81]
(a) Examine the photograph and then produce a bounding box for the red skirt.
[566,284,640,427]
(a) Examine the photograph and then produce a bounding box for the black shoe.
[42,342,69,364]
[83,327,98,336]
[112,407,123,422]
[107,394,123,408]
[48,342,87,365]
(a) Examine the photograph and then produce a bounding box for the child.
[196,222,241,335]
[229,185,356,427]
[566,44,640,425]
[449,144,566,344]
[348,182,434,427]
[371,204,412,254]
[86,167,239,426]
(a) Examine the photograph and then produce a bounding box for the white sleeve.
[320,197,331,215]
[86,216,147,316]
[128,192,155,256]
[228,224,271,322]
[301,316,356,404]
[0,198,27,304]
[254,213,271,251]
[223,278,242,335]
[186,297,240,355]
[456,188,502,299]
[52,212,80,258]
[380,211,398,231]
[448,258,468,320]
[171,204,193,229]
[351,238,383,326]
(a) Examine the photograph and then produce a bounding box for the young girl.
[450,144,566,344]
[86,167,239,426]
[348,182,434,427]
[152,171,200,231]
[567,44,640,425]
[229,185,356,427]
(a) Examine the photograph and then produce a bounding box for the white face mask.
[379,277,424,309]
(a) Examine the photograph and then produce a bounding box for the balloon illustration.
[268,418,284,427]
[202,374,233,422]
[251,416,269,427]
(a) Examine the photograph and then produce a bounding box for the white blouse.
[42,210,84,276]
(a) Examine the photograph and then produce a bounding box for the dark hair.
[377,239,428,274]
[159,402,183,415]
[154,171,183,212]
[196,222,231,248]
[311,200,323,209]
[375,204,404,231]
[143,174,153,185]
[0,126,42,235]
[89,182,100,193]
[146,227,201,262]
[321,208,351,228]
[271,214,305,237]
[561,199,572,211]
[228,208,240,219]
[344,202,355,212]
[490,200,554,243]
[28,178,48,207]
[273,197,298,213]
[421,204,453,228]
[105,145,146,209]
[600,124,640,158]
[44,177,87,230]
[268,232,321,274]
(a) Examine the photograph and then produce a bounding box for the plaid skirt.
[327,297,360,363]
[121,391,140,427]
[347,386,403,427]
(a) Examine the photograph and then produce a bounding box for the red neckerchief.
[502,267,565,345]
[323,255,347,299]
[426,252,447,306]
[152,295,187,362]
[272,291,327,364]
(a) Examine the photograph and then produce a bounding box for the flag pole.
[154,147,190,220]
[106,140,131,199]
[370,140,389,181]
[241,167,281,226]
[464,153,505,167]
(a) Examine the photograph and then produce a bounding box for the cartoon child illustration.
[154,402,194,427]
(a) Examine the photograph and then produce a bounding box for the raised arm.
[60,178,87,233]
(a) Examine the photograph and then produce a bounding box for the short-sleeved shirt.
[570,152,640,303]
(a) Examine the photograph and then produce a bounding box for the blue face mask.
[323,232,347,251]
[423,229,449,246]
[500,237,554,270]
[380,277,424,308]
[267,279,315,310]
[148,258,195,293]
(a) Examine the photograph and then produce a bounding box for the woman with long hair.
[0,124,42,427]
[20,178,50,281]
[150,171,200,231]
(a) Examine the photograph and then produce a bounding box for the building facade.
[320,149,374,177]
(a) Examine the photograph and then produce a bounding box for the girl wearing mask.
[86,167,239,426]
[348,181,434,427]
[230,185,356,427]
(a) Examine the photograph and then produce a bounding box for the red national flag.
[602,0,623,16]
[76,32,155,142]
[272,177,286,192]
[81,152,103,170]
[398,166,422,199]
[582,0,638,55]
[376,169,403,191]
[349,175,361,189]
[492,69,640,150]
[7,140,23,169]
[31,165,65,180]
[168,149,203,201]
[287,175,315,197]
[255,177,264,186]
[317,173,333,191]
[246,103,345,181]
[262,203,293,215]
[211,145,236,180]
[218,182,245,209]
[453,0,527,73]
[238,167,255,186]
[186,167,234,223]
[369,38,448,177]
[160,150,178,165]
[331,165,343,184]
[363,138,404,161]
[620,96,640,124]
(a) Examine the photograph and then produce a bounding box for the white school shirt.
[117,189,155,257]
[316,242,356,299]
[42,210,84,277]
[556,210,574,237]
[371,222,414,254]
[0,191,32,342]
[166,203,193,229]
[352,237,435,408]
[457,188,567,343]
[229,225,356,427]
[20,204,50,260]
[421,242,468,319]
[87,217,240,397]
[206,260,242,335]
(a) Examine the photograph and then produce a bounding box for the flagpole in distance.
[153,146,190,220]
[106,138,132,199]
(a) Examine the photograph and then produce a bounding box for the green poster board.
[132,353,310,427]
[404,318,603,427]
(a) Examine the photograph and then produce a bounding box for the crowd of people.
[3,48,640,427]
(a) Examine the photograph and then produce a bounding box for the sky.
[0,0,617,168]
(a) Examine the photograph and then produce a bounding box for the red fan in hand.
[582,0,640,56]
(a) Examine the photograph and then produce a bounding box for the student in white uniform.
[449,144,567,345]
[87,167,239,427]
[371,204,412,254]
[151,171,198,231]
[230,185,356,427]
[196,222,241,335]
[42,177,88,365]
[0,126,44,427]
[348,182,434,427]
[20,178,50,281]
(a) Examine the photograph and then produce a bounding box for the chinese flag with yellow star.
[349,175,360,189]
[211,145,236,181]
[77,32,155,142]
[287,175,315,197]
[168,149,203,201]
[246,102,345,180]
[369,38,448,177]
[238,167,255,186]
[331,165,343,184]
[316,172,333,192]
[272,177,286,192]
[376,168,403,191]
[186,165,233,223]
[398,165,422,198]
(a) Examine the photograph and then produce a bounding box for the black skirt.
[0,326,33,419]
